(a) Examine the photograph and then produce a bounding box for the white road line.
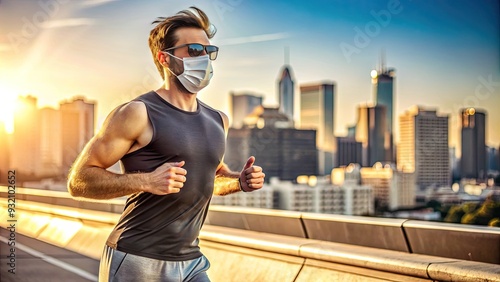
[0,235,98,281]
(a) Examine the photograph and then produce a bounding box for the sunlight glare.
[0,82,18,134]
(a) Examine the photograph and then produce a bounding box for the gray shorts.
[99,245,211,282]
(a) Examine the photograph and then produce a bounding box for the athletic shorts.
[99,245,211,282]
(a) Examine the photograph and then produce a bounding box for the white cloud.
[41,18,96,29]
[0,43,13,52]
[80,0,119,8]
[216,32,290,46]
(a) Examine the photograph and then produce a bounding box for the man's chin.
[173,79,196,95]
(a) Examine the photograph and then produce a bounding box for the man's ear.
[157,51,169,67]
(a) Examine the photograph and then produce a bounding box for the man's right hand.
[145,161,187,195]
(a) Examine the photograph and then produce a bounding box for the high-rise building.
[60,97,95,172]
[226,107,317,181]
[230,92,263,128]
[487,146,499,173]
[11,96,40,175]
[398,106,450,190]
[355,104,387,167]
[0,122,10,177]
[371,62,395,163]
[277,65,295,122]
[360,164,416,210]
[300,82,335,174]
[336,137,362,167]
[39,107,62,176]
[460,108,486,180]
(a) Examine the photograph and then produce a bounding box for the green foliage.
[460,201,500,226]
[477,202,500,218]
[461,213,477,224]
[444,205,465,223]
[462,202,479,214]
[488,218,500,227]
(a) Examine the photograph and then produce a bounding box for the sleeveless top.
[106,91,226,261]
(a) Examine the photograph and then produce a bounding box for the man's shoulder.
[198,100,228,129]
[132,91,157,103]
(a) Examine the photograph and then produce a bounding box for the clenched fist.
[144,161,187,195]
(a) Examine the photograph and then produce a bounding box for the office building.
[460,108,486,180]
[371,61,395,162]
[277,65,295,122]
[355,104,388,167]
[211,188,277,209]
[226,107,317,181]
[271,181,315,212]
[39,107,63,176]
[60,97,95,172]
[0,122,10,177]
[398,106,450,190]
[330,166,375,215]
[360,164,416,210]
[230,92,263,128]
[336,137,362,167]
[486,146,499,173]
[300,82,335,174]
[11,96,40,175]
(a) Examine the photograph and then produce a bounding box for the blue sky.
[0,0,499,148]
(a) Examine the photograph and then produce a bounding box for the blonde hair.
[148,6,216,80]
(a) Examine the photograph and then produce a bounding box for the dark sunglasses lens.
[188,44,204,56]
[206,46,219,60]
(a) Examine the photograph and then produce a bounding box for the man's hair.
[149,6,216,80]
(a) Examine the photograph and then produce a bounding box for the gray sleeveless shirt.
[106,91,225,261]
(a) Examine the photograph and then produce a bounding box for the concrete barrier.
[0,197,118,260]
[403,220,500,264]
[1,187,500,281]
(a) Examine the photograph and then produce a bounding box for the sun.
[0,83,17,134]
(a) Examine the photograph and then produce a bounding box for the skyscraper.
[300,82,335,174]
[39,107,62,176]
[355,104,387,167]
[398,106,450,190]
[230,92,263,129]
[0,122,10,177]
[226,107,317,181]
[460,108,486,180]
[11,96,40,175]
[371,62,395,163]
[60,97,95,172]
[278,65,295,122]
[336,137,362,167]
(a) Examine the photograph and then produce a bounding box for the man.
[67,7,265,282]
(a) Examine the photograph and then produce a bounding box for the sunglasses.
[164,43,219,60]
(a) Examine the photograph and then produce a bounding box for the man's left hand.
[240,156,265,192]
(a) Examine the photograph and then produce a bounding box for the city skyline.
[0,0,499,149]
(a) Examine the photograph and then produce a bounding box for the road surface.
[0,228,99,282]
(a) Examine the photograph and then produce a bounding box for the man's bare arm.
[214,157,265,196]
[67,102,187,200]
[212,111,265,196]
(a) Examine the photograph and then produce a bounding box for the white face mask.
[167,53,213,94]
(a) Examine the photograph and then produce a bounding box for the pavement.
[0,228,99,282]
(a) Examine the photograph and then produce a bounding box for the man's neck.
[156,86,198,112]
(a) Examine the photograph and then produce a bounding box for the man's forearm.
[214,174,241,196]
[68,166,146,200]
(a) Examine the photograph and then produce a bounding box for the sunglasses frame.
[164,43,219,60]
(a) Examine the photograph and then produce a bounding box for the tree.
[462,202,479,214]
[444,205,465,223]
[488,218,500,227]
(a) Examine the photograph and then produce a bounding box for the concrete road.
[0,228,99,282]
